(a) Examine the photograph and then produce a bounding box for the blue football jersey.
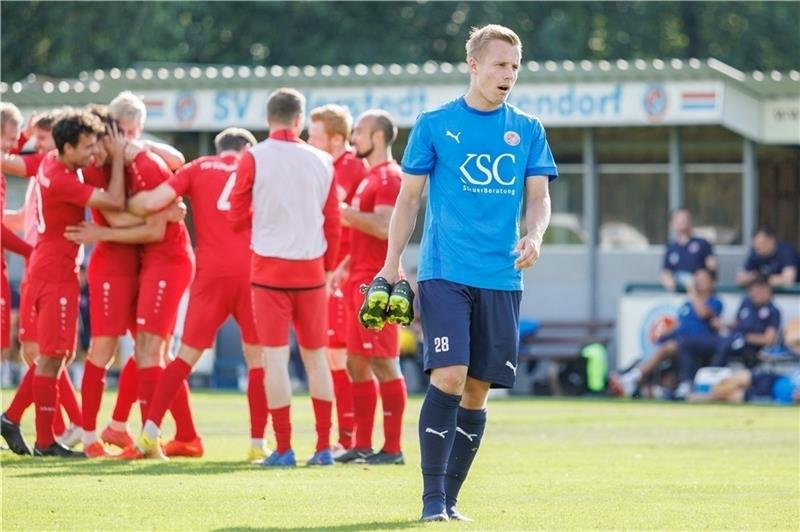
[733,297,781,335]
[675,295,723,336]
[402,97,558,291]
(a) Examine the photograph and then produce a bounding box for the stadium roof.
[2,57,798,107]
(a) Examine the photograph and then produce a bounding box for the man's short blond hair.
[0,102,23,131]
[109,90,147,127]
[309,104,353,142]
[465,24,522,61]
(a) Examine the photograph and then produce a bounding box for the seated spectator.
[660,208,716,291]
[611,268,722,397]
[736,225,799,287]
[711,276,781,368]
[688,367,800,404]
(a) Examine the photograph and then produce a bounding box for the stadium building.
[3,58,799,368]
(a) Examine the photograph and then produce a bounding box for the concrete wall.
[519,245,748,322]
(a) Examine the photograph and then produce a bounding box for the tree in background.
[2,1,798,82]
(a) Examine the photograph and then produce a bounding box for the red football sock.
[58,370,82,425]
[146,358,191,428]
[331,369,354,448]
[352,379,378,449]
[247,368,268,439]
[80,361,106,432]
[112,356,138,424]
[4,363,36,424]
[311,397,332,452]
[270,405,292,453]
[137,366,163,422]
[33,375,58,448]
[52,399,66,436]
[379,377,407,454]
[164,361,198,442]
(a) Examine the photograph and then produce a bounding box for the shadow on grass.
[1,457,313,478]
[212,521,420,531]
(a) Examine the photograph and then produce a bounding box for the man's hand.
[329,264,349,294]
[374,264,401,286]
[164,199,187,223]
[339,202,352,227]
[64,221,105,244]
[514,235,542,270]
[104,122,126,161]
[124,139,146,164]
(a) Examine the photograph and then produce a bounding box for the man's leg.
[293,286,334,465]
[243,343,268,457]
[444,377,490,519]
[105,354,137,445]
[328,288,354,451]
[33,355,65,452]
[265,345,293,458]
[329,346,354,451]
[232,278,269,459]
[252,286,295,466]
[711,335,739,367]
[347,354,378,456]
[420,366,467,520]
[369,356,407,463]
[299,345,334,458]
[135,331,166,422]
[81,336,117,453]
[416,279,473,521]
[3,340,39,423]
[611,340,678,397]
[141,345,204,444]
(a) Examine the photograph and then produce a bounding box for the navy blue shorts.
[418,279,522,389]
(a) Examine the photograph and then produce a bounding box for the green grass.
[2,390,799,530]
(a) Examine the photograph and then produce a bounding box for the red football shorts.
[17,277,38,343]
[26,275,80,357]
[345,273,399,358]
[136,259,194,338]
[252,284,327,349]
[88,272,138,338]
[327,289,348,349]
[1,269,9,349]
[181,274,259,349]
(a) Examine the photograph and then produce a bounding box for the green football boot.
[358,277,392,330]
[386,280,415,326]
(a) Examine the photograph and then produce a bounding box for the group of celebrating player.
[2,23,558,522]
[1,87,409,467]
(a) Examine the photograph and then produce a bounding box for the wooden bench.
[514,320,614,395]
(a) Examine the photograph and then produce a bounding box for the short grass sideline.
[2,391,798,530]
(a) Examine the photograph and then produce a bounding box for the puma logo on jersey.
[456,426,478,442]
[446,130,461,143]
[425,427,449,439]
[505,360,517,376]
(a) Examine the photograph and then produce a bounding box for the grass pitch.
[1,390,798,530]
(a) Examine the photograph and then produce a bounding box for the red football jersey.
[167,152,250,278]
[127,151,193,265]
[26,153,95,281]
[333,150,367,263]
[82,164,140,277]
[348,160,401,276]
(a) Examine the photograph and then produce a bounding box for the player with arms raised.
[374,25,558,520]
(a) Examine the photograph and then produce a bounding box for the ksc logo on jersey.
[504,131,520,146]
[459,153,516,187]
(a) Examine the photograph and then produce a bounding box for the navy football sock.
[419,385,461,516]
[444,407,487,510]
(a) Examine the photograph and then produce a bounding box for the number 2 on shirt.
[216,172,236,211]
